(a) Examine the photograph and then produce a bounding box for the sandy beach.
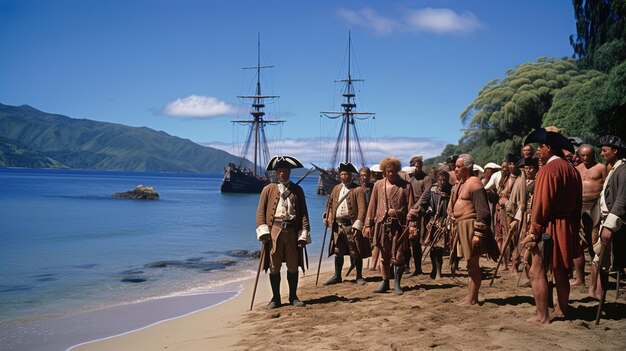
[74,257,626,351]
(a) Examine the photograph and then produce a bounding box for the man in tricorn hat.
[256,155,311,308]
[520,128,582,323]
[323,162,369,285]
[594,135,626,298]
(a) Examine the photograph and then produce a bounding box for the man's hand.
[472,235,482,247]
[387,208,397,217]
[521,235,537,251]
[298,240,307,248]
[601,226,613,243]
[509,219,519,232]
[323,219,329,227]
[260,233,270,243]
[408,226,417,240]
[363,227,370,238]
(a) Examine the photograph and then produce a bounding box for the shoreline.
[72,260,334,351]
[73,257,626,351]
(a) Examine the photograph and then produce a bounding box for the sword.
[249,243,266,311]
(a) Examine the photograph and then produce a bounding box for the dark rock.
[216,259,237,266]
[145,260,182,268]
[226,249,261,259]
[113,185,159,200]
[121,277,147,283]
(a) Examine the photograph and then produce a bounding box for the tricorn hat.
[266,155,304,171]
[517,157,538,168]
[568,136,584,147]
[505,153,520,164]
[483,162,501,170]
[524,128,575,154]
[594,135,626,151]
[338,162,358,173]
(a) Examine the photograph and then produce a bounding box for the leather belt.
[274,220,295,229]
[336,217,352,226]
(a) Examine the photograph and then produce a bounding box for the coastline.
[72,260,334,351]
[73,258,626,351]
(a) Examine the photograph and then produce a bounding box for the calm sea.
[0,168,327,351]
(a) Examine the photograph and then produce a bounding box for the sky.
[0,0,577,167]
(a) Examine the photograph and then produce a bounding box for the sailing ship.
[220,36,285,193]
[315,33,376,195]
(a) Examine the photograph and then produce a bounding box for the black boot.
[325,255,344,285]
[268,273,281,309]
[374,279,390,293]
[355,258,366,285]
[287,271,305,307]
[410,240,423,276]
[394,265,404,295]
[435,248,443,279]
[430,250,437,279]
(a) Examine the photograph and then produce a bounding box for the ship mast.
[321,31,375,167]
[232,34,284,176]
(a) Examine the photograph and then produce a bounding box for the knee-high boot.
[355,258,366,285]
[287,271,305,307]
[394,265,405,295]
[268,273,281,309]
[374,265,390,293]
[325,255,344,285]
[411,239,423,276]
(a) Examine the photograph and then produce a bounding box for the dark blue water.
[0,168,327,350]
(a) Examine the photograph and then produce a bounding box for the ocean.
[0,168,327,351]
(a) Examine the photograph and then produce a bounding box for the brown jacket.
[326,182,367,231]
[256,182,311,243]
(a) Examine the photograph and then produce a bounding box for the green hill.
[0,103,250,173]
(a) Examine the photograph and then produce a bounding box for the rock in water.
[113,185,160,200]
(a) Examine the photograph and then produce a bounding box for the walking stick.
[315,224,329,286]
[249,244,266,311]
[616,270,621,300]
[422,225,445,263]
[489,224,513,286]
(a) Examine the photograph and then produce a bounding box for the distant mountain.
[0,103,250,173]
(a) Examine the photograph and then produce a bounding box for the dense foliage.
[428,0,626,167]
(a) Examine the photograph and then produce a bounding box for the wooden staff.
[489,207,514,287]
[315,224,329,286]
[249,243,266,311]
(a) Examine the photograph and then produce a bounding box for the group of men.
[254,129,625,325]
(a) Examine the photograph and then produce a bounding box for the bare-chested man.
[571,144,607,295]
[451,154,499,305]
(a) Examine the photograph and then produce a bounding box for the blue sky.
[0,0,576,166]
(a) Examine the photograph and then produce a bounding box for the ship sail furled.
[316,32,376,195]
[221,34,285,193]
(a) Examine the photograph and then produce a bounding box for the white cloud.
[162,95,236,118]
[337,7,481,36]
[404,8,481,34]
[337,7,396,36]
[203,136,447,168]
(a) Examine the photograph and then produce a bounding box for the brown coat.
[530,157,582,270]
[326,182,367,231]
[256,182,310,242]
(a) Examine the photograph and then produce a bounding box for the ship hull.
[220,168,269,194]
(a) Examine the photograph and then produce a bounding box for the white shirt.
[335,184,350,218]
[275,182,296,221]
